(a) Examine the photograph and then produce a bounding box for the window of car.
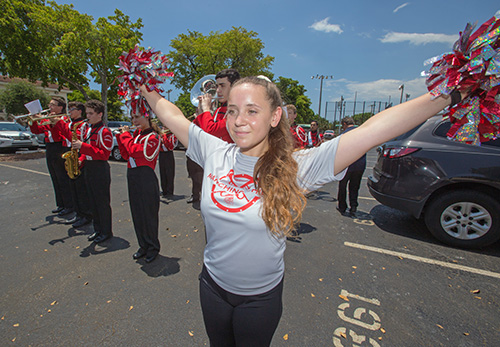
[0,123,26,131]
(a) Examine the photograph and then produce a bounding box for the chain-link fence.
[324,100,393,133]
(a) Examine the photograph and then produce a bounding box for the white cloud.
[291,53,298,58]
[380,32,458,45]
[309,17,343,34]
[393,3,410,13]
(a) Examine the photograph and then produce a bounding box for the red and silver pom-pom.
[117,45,174,117]
[422,11,500,145]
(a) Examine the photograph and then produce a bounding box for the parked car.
[0,121,39,152]
[107,121,132,161]
[323,130,335,140]
[368,116,500,248]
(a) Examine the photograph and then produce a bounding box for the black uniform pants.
[84,161,112,237]
[46,142,73,209]
[159,151,175,196]
[337,169,364,212]
[69,173,92,220]
[199,265,283,347]
[127,166,160,256]
[186,157,203,201]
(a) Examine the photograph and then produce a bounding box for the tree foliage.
[0,1,143,120]
[168,27,274,93]
[275,77,316,124]
[0,80,50,116]
[67,85,125,121]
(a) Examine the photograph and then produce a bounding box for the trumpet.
[25,113,68,126]
[13,109,50,122]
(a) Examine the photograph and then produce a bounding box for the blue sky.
[61,0,499,121]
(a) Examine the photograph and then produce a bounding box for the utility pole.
[311,75,334,117]
[399,84,404,104]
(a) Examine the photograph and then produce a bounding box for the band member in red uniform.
[117,112,162,263]
[29,97,74,217]
[159,131,176,199]
[72,100,113,244]
[306,120,323,147]
[56,101,92,228]
[286,104,306,149]
[187,69,240,208]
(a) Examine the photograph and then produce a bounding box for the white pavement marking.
[359,196,376,200]
[0,163,50,176]
[344,242,500,280]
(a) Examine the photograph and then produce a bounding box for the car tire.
[424,190,500,248]
[111,146,123,161]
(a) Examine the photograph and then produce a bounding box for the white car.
[0,121,39,152]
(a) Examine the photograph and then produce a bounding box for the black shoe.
[193,200,201,210]
[94,234,112,243]
[57,208,73,217]
[336,206,347,215]
[73,217,91,228]
[133,249,147,260]
[187,196,196,203]
[349,207,357,217]
[88,232,100,241]
[52,207,64,214]
[145,253,158,263]
[64,216,79,225]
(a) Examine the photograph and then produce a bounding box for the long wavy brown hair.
[232,77,307,238]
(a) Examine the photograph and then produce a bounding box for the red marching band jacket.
[30,116,70,144]
[55,117,88,147]
[160,132,177,152]
[290,124,307,149]
[116,128,161,170]
[193,103,234,143]
[79,121,113,162]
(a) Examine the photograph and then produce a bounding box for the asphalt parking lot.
[0,149,499,346]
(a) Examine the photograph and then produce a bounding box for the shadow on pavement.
[137,255,181,277]
[31,214,69,231]
[370,204,500,257]
[305,190,337,202]
[79,236,130,257]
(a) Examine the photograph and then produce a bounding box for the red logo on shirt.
[208,170,260,212]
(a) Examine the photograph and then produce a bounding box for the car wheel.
[424,190,500,248]
[111,146,122,161]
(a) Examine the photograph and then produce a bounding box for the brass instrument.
[62,120,85,179]
[190,74,223,107]
[13,109,50,122]
[26,113,68,126]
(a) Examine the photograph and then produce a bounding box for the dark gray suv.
[368,116,500,248]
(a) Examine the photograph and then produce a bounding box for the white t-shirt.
[187,124,346,295]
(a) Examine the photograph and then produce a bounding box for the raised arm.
[140,86,191,148]
[334,92,461,175]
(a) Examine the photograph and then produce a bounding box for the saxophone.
[62,120,85,179]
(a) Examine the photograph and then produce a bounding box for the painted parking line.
[0,163,50,176]
[344,241,500,280]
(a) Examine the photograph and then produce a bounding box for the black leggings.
[199,265,283,347]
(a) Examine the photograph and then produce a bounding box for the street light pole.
[399,84,404,104]
[311,74,333,117]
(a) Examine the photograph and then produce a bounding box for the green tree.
[174,92,196,120]
[68,85,125,121]
[0,2,143,121]
[0,80,50,117]
[352,112,372,125]
[168,27,274,93]
[275,77,315,124]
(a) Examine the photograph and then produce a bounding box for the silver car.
[0,121,39,152]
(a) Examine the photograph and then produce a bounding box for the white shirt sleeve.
[294,136,347,192]
[186,123,229,168]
